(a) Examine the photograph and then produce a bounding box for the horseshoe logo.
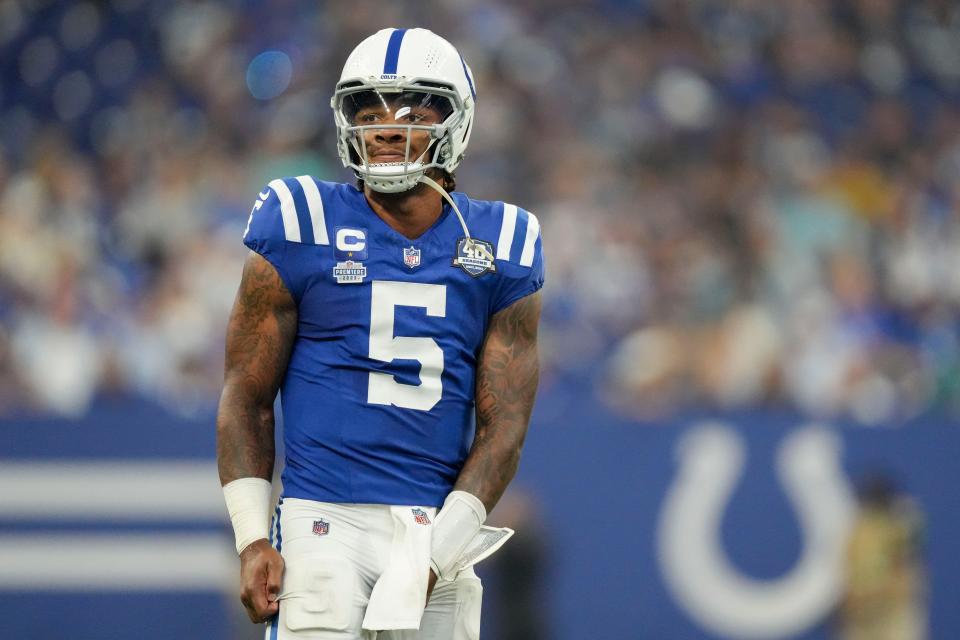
[657,423,856,639]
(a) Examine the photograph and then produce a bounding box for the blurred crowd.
[2,0,960,423]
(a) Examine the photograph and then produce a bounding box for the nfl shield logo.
[403,246,421,269]
[411,508,430,525]
[312,519,329,536]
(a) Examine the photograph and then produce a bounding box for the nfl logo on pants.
[312,519,329,536]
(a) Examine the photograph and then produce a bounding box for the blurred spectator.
[838,473,928,640]
[2,0,960,422]
[484,489,551,640]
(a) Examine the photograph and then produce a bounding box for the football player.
[217,28,544,639]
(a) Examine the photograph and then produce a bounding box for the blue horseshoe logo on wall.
[657,423,856,639]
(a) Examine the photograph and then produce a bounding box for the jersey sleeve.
[490,204,545,315]
[242,176,331,302]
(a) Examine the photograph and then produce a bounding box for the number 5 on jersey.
[368,281,446,411]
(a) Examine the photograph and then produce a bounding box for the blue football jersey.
[242,176,544,507]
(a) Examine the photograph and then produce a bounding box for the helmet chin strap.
[419,173,472,240]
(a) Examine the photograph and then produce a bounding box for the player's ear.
[443,171,456,192]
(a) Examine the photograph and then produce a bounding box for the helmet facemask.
[333,82,464,193]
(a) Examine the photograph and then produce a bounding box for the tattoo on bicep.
[225,255,298,386]
[476,293,541,428]
[217,253,298,484]
[458,293,542,507]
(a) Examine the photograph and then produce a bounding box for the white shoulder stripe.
[497,203,518,260]
[268,178,301,243]
[519,211,540,267]
[296,175,329,245]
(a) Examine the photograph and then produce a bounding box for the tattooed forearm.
[455,291,542,512]
[216,252,298,485]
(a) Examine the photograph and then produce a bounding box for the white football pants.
[264,498,482,640]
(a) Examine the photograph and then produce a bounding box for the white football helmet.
[331,28,477,193]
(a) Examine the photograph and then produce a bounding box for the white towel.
[362,505,434,630]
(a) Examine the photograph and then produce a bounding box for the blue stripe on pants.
[266,498,283,639]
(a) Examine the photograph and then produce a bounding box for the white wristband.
[430,490,487,581]
[222,477,272,555]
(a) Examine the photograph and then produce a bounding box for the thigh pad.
[453,571,482,640]
[282,554,360,633]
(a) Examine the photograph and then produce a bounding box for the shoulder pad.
[493,202,541,268]
[243,176,330,246]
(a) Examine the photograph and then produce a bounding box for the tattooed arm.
[217,252,297,484]
[455,291,542,512]
[426,291,541,599]
[216,251,297,624]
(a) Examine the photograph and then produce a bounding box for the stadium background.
[2,0,960,638]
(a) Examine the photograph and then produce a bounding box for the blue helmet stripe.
[383,28,408,75]
[459,54,476,99]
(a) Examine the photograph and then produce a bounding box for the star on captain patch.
[403,245,421,269]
